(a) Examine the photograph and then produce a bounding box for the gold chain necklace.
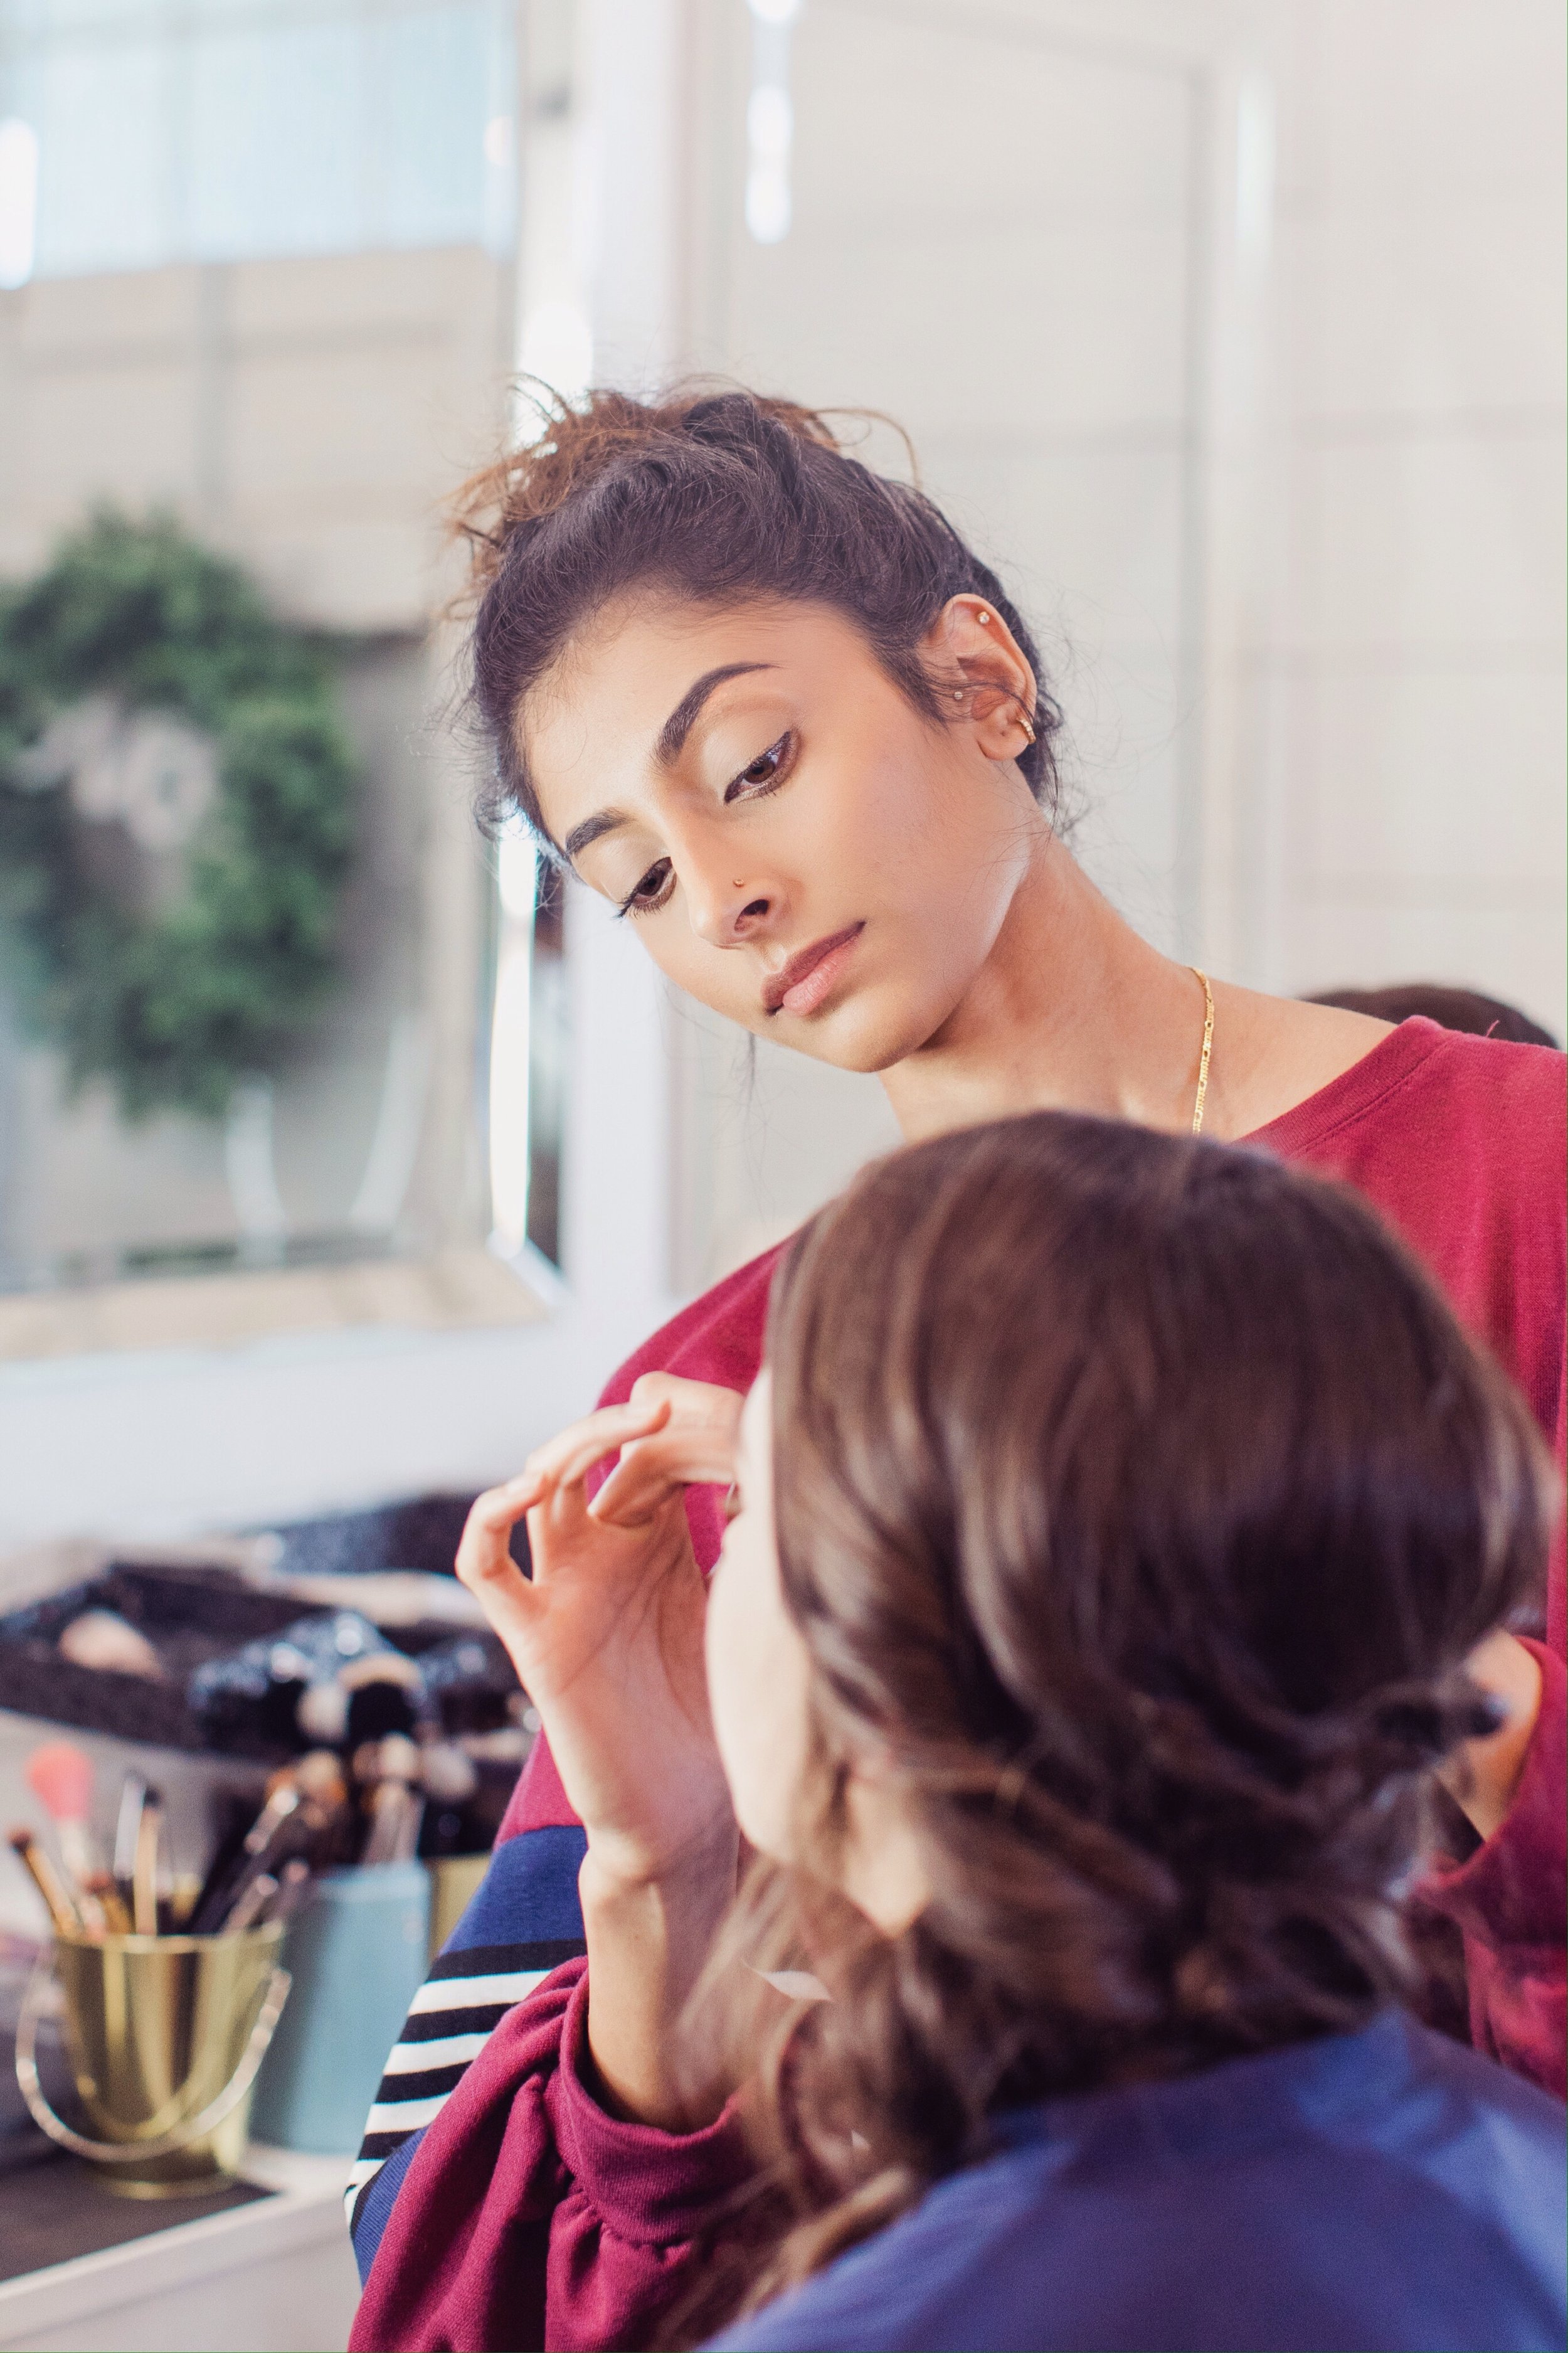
[1190,968,1215,1135]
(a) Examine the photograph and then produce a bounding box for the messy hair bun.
[450,383,1064,851]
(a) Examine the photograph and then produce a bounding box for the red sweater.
[351,1020,1565,2350]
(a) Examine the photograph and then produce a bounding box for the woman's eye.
[617,858,674,918]
[724,731,793,802]
[614,733,793,915]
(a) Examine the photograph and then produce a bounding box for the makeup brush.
[132,1787,163,1936]
[189,1753,347,1935]
[244,1782,303,1860]
[355,1734,425,1866]
[186,1800,260,1940]
[416,1740,479,1805]
[266,1856,312,1924]
[220,1872,279,1933]
[25,1741,101,1893]
[114,1775,149,1910]
[186,1788,298,1935]
[361,1780,425,1865]
[351,1734,421,1790]
[88,1878,132,1935]
[289,1749,350,1816]
[8,1829,83,1939]
[257,1753,349,1874]
[243,1753,347,1871]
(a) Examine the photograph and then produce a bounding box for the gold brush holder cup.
[14,1925,290,2197]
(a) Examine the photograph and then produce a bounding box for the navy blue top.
[706,2012,1567,2353]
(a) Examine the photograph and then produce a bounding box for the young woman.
[347,388,1564,2265]
[352,1114,1566,2353]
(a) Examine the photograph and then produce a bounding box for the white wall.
[670,0,1225,1282]
[1259,0,1565,1031]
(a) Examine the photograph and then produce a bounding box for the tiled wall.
[672,1,1207,1285]
[1261,0,1565,1035]
[664,0,1565,1285]
[0,245,509,629]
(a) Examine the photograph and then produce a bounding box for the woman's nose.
[685,863,771,946]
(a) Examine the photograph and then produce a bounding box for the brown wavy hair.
[674,1111,1552,2332]
[448,382,1064,851]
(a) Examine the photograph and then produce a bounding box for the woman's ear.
[924,595,1038,765]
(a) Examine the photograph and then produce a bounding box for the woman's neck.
[880,836,1392,1145]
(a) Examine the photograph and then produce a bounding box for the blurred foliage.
[0,513,356,1120]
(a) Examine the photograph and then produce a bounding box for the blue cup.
[249,1862,430,2154]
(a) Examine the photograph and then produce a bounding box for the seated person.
[352,1111,1566,2353]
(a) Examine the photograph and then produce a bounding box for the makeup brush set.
[0,1501,533,2178]
[0,1561,519,1763]
[8,1721,528,1947]
[4,1722,531,2174]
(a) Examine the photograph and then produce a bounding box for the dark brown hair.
[451,384,1064,853]
[1308,982,1559,1051]
[681,1112,1553,2327]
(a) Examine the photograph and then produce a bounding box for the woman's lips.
[763,923,865,1017]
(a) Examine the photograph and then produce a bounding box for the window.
[0,0,516,284]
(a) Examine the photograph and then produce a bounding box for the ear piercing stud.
[978,610,991,624]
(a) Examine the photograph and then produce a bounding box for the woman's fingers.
[510,1395,672,1507]
[627,1373,746,1448]
[460,1398,676,1634]
[590,1378,744,1522]
[588,1438,709,1524]
[546,1396,674,1501]
[454,1477,545,1653]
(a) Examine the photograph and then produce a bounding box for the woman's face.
[704,1373,812,1861]
[706,1373,931,1934]
[524,594,1043,1075]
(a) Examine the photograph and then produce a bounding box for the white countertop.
[0,2145,363,2353]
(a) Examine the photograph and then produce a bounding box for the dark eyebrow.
[563,662,776,867]
[563,807,629,862]
[655,662,775,765]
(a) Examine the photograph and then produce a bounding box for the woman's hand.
[457,1379,746,2127]
[457,1384,740,1887]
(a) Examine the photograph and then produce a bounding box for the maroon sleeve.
[350,1961,754,2353]
[1418,1640,1567,2099]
